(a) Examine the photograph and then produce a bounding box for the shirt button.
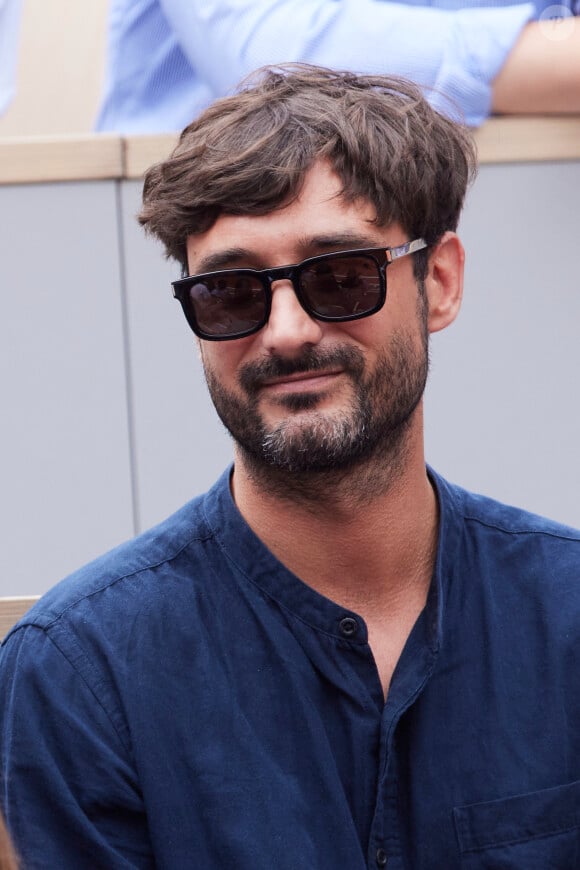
[376,847,388,867]
[338,616,358,637]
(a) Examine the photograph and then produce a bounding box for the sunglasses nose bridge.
[262,259,323,329]
[264,263,300,292]
[263,264,309,316]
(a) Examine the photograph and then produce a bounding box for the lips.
[260,369,342,390]
[239,345,365,397]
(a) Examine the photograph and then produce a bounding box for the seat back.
[0,596,39,642]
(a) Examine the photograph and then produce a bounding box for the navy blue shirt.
[2,467,580,868]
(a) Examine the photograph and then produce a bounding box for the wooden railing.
[0,597,39,642]
[1,116,579,185]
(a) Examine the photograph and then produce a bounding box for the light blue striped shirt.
[95,0,576,132]
[0,0,22,116]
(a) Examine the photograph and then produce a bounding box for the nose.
[261,280,324,356]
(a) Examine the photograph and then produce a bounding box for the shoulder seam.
[463,513,580,543]
[16,529,215,635]
[46,626,133,756]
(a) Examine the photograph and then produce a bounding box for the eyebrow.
[194,248,256,274]
[192,232,384,275]
[302,232,383,252]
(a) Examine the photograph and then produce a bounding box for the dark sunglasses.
[172,238,428,341]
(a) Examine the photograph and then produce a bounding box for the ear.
[425,232,464,334]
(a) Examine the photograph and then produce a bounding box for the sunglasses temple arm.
[387,238,428,263]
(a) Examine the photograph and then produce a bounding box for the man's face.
[186,161,430,476]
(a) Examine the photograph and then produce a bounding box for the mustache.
[239,346,365,395]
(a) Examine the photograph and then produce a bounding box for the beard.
[201,311,429,483]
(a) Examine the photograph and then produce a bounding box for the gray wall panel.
[0,181,134,594]
[425,161,580,526]
[120,182,233,533]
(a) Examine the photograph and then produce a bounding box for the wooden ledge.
[0,117,578,185]
[123,134,179,180]
[475,116,580,163]
[0,596,39,640]
[0,134,123,184]
[122,116,580,177]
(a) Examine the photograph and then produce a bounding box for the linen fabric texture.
[1,467,580,868]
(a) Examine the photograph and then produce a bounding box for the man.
[95,0,580,132]
[2,65,580,868]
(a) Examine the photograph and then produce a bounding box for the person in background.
[95,0,580,133]
[0,813,17,870]
[2,63,580,868]
[0,0,22,116]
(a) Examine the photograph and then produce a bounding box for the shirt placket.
[365,609,440,870]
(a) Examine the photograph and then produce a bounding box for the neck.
[231,418,438,615]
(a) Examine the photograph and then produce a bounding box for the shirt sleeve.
[159,0,534,126]
[0,0,23,116]
[0,625,153,869]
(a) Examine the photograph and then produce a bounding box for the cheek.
[385,288,415,322]
[199,339,251,386]
[343,298,426,358]
[339,314,389,348]
[382,287,426,338]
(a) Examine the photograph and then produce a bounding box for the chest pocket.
[453,779,580,869]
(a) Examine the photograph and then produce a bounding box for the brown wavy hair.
[140,64,477,276]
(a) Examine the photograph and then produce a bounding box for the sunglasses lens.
[187,273,267,338]
[300,255,382,319]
